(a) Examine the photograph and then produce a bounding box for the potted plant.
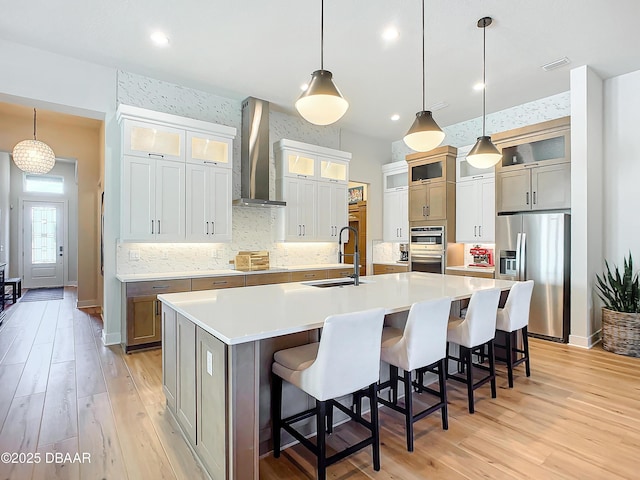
[595,252,640,357]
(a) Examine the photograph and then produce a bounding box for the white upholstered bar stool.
[496,280,534,387]
[271,308,385,480]
[377,297,452,452]
[446,288,501,414]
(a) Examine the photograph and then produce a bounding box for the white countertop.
[116,264,352,282]
[446,265,496,273]
[158,272,515,346]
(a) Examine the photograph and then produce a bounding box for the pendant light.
[403,0,445,152]
[295,0,349,125]
[12,108,56,175]
[466,17,502,169]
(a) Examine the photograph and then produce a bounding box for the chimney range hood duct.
[233,97,285,207]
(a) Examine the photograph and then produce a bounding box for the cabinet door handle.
[157,220,161,234]
[422,205,426,217]
[155,300,160,316]
[426,205,430,217]
[479,225,482,237]
[148,153,164,158]
[304,273,316,277]
[153,285,170,289]
[298,225,301,236]
[474,226,477,237]
[206,221,209,235]
[526,192,530,205]
[213,280,228,285]
[151,220,154,234]
[533,191,537,204]
[303,224,306,236]
[212,221,215,234]
[399,227,402,237]
[204,161,218,165]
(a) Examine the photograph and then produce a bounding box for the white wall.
[0,153,10,268]
[0,38,119,344]
[8,160,79,284]
[570,66,604,348]
[603,69,640,263]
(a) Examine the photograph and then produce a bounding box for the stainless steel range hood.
[233,97,285,207]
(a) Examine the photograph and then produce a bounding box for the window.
[31,206,57,264]
[24,174,64,194]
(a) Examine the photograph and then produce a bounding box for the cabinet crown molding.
[117,104,237,138]
[274,139,351,161]
[406,145,457,163]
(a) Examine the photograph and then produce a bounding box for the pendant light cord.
[482,20,486,136]
[320,0,324,70]
[421,0,425,111]
[33,108,37,140]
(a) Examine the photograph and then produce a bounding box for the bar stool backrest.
[501,280,534,331]
[457,288,501,347]
[307,308,385,401]
[401,297,452,371]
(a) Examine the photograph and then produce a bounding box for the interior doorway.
[345,182,368,277]
[22,200,66,288]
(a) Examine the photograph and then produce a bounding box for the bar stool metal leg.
[368,382,381,471]
[316,400,327,480]
[523,326,531,377]
[403,370,414,452]
[272,374,282,458]
[326,401,334,434]
[438,358,449,430]
[464,347,475,414]
[488,340,497,398]
[505,331,514,388]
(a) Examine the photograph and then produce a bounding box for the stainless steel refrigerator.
[495,213,570,341]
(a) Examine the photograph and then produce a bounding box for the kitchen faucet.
[338,226,360,286]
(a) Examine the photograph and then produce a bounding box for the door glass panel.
[288,154,315,176]
[31,206,56,264]
[501,135,565,167]
[320,160,346,181]
[130,126,181,156]
[191,137,228,163]
[459,159,492,178]
[386,172,408,189]
[411,161,442,182]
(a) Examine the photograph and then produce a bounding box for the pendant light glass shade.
[467,17,501,169]
[295,70,349,125]
[403,111,446,152]
[466,136,502,168]
[12,109,55,175]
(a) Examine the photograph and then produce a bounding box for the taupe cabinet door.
[162,307,177,412]
[177,314,197,444]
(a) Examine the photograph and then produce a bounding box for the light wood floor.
[1,290,639,479]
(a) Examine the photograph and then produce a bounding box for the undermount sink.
[304,279,370,288]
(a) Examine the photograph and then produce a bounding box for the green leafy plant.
[596,252,640,313]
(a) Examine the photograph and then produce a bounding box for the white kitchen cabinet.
[186,164,232,242]
[456,178,495,243]
[122,156,185,241]
[382,162,409,243]
[317,182,347,240]
[383,189,409,242]
[118,105,236,243]
[123,119,185,162]
[280,178,317,241]
[275,139,351,242]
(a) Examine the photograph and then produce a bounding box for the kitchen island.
[158,272,516,479]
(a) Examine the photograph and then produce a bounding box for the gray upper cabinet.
[494,117,571,214]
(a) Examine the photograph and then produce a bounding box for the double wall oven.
[409,226,445,274]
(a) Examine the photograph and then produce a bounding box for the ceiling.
[2,0,639,141]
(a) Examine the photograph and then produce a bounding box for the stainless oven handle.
[411,255,444,260]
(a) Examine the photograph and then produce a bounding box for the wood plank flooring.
[0,290,639,479]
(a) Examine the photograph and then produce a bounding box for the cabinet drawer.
[373,264,409,275]
[245,272,292,286]
[291,270,327,282]
[126,279,192,297]
[191,275,245,291]
[326,268,354,279]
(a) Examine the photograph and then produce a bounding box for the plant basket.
[602,308,640,357]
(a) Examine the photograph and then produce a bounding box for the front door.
[23,201,64,288]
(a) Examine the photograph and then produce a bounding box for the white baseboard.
[76,299,99,308]
[66,281,78,287]
[569,329,602,349]
[102,331,121,346]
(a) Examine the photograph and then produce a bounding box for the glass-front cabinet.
[186,132,231,166]
[124,120,185,162]
[319,158,348,183]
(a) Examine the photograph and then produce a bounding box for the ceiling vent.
[427,101,449,112]
[541,57,571,71]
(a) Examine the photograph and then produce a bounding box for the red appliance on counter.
[469,246,494,267]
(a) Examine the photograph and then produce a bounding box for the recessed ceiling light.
[300,83,309,91]
[391,114,400,121]
[473,82,485,91]
[150,31,170,47]
[382,26,399,41]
